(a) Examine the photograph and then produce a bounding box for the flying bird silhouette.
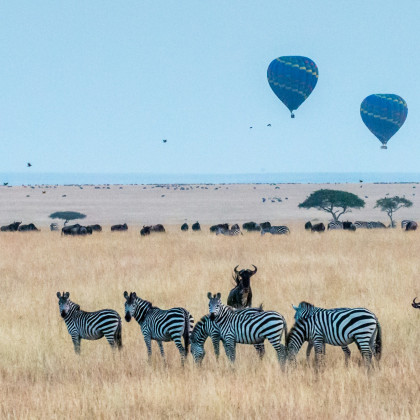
[27,162,32,167]
[162,139,167,143]
[267,124,271,127]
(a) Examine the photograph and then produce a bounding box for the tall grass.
[0,228,419,419]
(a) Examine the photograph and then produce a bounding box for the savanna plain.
[1,225,419,419]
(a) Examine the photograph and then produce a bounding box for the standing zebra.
[207,292,287,365]
[57,292,122,354]
[123,291,193,365]
[261,225,290,235]
[216,224,242,236]
[354,221,369,229]
[190,311,266,364]
[287,303,382,369]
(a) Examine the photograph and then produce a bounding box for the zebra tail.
[183,311,191,356]
[115,318,123,349]
[374,321,382,361]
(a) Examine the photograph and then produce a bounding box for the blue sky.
[1,1,419,176]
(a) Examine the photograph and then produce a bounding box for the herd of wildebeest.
[56,264,420,371]
[0,219,418,235]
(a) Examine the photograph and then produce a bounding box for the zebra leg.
[354,336,372,369]
[173,336,187,365]
[306,342,314,362]
[211,337,220,360]
[223,340,236,363]
[72,336,81,354]
[342,346,351,366]
[313,340,325,371]
[157,340,166,359]
[267,336,286,368]
[143,335,153,362]
[253,343,265,359]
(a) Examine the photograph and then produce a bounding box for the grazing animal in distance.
[310,223,325,232]
[150,224,165,232]
[261,225,289,235]
[210,223,229,232]
[1,221,21,232]
[405,221,417,231]
[207,292,287,365]
[57,292,122,354]
[124,291,193,365]
[87,224,102,232]
[412,298,420,309]
[227,265,257,309]
[50,223,59,231]
[259,221,271,230]
[140,226,151,236]
[181,223,189,231]
[367,221,386,229]
[287,302,381,369]
[192,221,201,231]
[111,223,128,231]
[61,224,92,235]
[401,220,414,229]
[18,223,39,232]
[242,221,261,232]
[304,221,312,230]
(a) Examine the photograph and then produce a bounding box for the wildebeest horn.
[250,265,257,275]
[234,265,239,273]
[413,297,420,308]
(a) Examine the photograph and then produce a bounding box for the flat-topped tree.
[375,196,413,228]
[49,211,86,226]
[298,189,365,222]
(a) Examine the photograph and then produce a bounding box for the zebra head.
[57,291,70,318]
[292,301,314,321]
[208,292,222,321]
[124,291,137,322]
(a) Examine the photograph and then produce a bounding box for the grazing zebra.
[327,221,343,230]
[190,312,266,364]
[261,226,290,235]
[367,221,386,229]
[216,225,242,236]
[287,302,382,369]
[207,292,287,365]
[292,302,352,364]
[354,221,369,229]
[56,292,122,354]
[123,291,193,365]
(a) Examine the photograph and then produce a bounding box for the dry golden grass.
[1,227,419,419]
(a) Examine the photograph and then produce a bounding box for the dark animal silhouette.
[150,224,165,232]
[62,224,92,235]
[259,221,271,230]
[311,223,325,232]
[305,221,312,230]
[227,265,258,309]
[1,221,21,232]
[210,223,229,232]
[242,221,261,232]
[111,223,128,231]
[192,222,201,231]
[18,223,39,232]
[27,162,32,167]
[87,224,102,232]
[140,226,151,236]
[406,221,417,231]
[343,221,356,231]
[50,223,59,231]
[412,298,420,309]
[181,223,189,231]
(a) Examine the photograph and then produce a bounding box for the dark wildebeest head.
[140,226,151,236]
[227,265,257,309]
[412,297,420,309]
[304,221,312,230]
[260,221,271,230]
[192,222,201,231]
[406,221,418,231]
[181,223,189,231]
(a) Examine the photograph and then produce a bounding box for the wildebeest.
[62,224,93,235]
[1,221,21,232]
[412,298,420,309]
[181,223,189,231]
[111,223,128,231]
[192,222,201,231]
[227,265,257,309]
[242,221,261,232]
[87,224,102,232]
[311,223,325,232]
[304,221,312,230]
[18,223,39,232]
[140,226,151,236]
[405,221,417,231]
[259,221,271,230]
[342,221,356,231]
[150,224,165,232]
[210,223,229,232]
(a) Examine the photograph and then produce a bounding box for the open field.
[1,227,419,419]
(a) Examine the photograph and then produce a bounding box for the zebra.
[367,221,386,229]
[328,221,356,231]
[354,221,369,229]
[190,312,265,364]
[215,225,242,236]
[260,226,290,235]
[292,302,352,364]
[207,292,287,366]
[56,292,122,354]
[287,302,382,369]
[123,291,193,365]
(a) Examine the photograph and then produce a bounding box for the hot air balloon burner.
[381,145,388,150]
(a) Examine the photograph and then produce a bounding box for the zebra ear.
[64,292,70,298]
[292,304,298,311]
[124,291,128,299]
[207,292,212,299]
[216,292,221,299]
[56,292,61,298]
[132,292,137,298]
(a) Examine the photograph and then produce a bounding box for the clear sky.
[1,1,419,176]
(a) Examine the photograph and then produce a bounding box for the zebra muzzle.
[125,312,132,322]
[209,313,216,321]
[60,310,66,318]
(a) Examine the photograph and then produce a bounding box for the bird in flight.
[267,124,271,127]
[249,126,253,129]
[162,139,167,143]
[27,162,32,167]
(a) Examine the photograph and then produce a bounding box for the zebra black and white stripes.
[57,292,122,354]
[207,293,287,365]
[287,302,382,368]
[261,226,290,235]
[124,291,193,364]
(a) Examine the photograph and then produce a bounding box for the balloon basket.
[291,113,295,119]
[381,145,388,150]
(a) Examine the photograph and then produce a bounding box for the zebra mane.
[299,301,314,309]
[285,318,306,346]
[69,301,81,311]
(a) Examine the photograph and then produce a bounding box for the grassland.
[0,227,419,419]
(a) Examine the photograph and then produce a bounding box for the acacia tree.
[374,196,413,227]
[49,211,86,226]
[298,189,365,222]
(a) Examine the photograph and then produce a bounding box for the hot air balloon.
[360,94,408,149]
[267,56,318,118]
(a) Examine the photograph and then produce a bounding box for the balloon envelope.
[360,94,408,149]
[267,56,318,117]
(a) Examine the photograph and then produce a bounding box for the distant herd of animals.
[57,265,419,370]
[0,219,417,235]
